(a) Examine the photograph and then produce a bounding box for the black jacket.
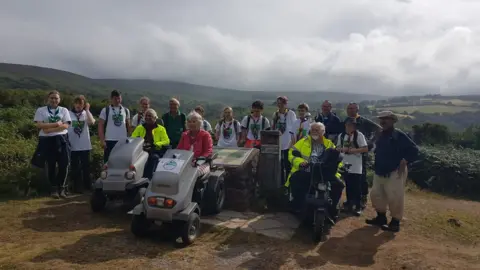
[315,112,342,138]
[31,134,70,168]
[374,129,419,176]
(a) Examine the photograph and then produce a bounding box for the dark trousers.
[290,171,344,216]
[104,140,118,163]
[71,150,91,191]
[360,154,369,197]
[143,150,165,179]
[44,136,70,190]
[344,173,362,207]
[281,149,291,184]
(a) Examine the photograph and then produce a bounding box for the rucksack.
[245,115,267,132]
[340,131,360,149]
[272,109,289,129]
[203,120,208,131]
[104,105,130,133]
[218,119,240,134]
[163,112,186,132]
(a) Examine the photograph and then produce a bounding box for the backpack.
[340,131,360,149]
[163,112,186,132]
[218,119,240,133]
[104,105,130,132]
[272,109,289,129]
[203,120,208,131]
[245,115,267,132]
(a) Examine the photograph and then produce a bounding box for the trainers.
[360,195,368,209]
[366,213,387,227]
[381,218,400,232]
[51,191,60,199]
[59,189,68,199]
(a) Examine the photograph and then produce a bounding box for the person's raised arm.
[85,103,95,126]
[214,123,221,141]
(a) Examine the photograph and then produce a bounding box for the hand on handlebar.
[300,161,308,168]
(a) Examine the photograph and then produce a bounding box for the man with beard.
[345,102,382,210]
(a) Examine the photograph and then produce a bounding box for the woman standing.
[33,91,72,198]
[68,95,96,194]
[215,107,241,148]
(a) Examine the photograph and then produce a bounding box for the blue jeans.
[143,149,167,179]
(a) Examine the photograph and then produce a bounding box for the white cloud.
[1,0,480,95]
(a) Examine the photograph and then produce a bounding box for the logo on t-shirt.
[72,120,85,137]
[223,125,233,140]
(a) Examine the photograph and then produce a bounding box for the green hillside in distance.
[0,63,383,106]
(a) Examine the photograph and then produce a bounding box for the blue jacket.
[374,129,419,176]
[315,112,342,138]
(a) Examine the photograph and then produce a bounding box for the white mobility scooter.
[90,138,166,212]
[130,149,226,245]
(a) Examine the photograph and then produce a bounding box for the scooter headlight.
[100,171,108,179]
[125,171,135,180]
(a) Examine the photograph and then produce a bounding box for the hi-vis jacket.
[131,124,170,150]
[285,135,342,187]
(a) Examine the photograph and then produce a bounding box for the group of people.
[33,89,418,233]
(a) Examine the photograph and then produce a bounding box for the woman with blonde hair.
[215,107,241,148]
[32,90,72,198]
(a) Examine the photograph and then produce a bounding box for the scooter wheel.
[90,190,107,212]
[131,214,152,237]
[313,210,326,243]
[180,212,201,245]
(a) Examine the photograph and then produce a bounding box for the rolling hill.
[0,63,384,106]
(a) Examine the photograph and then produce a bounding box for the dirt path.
[0,188,479,270]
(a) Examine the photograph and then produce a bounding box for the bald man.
[315,100,342,141]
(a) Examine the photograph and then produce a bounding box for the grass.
[382,105,479,114]
[0,188,479,269]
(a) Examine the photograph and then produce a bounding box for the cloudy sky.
[1,0,479,95]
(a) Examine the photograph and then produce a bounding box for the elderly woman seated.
[177,111,213,177]
[131,108,170,179]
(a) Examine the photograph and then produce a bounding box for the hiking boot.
[51,190,60,199]
[382,218,400,232]
[360,195,368,209]
[366,212,387,227]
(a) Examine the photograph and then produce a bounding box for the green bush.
[409,146,480,199]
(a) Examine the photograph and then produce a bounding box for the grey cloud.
[1,0,480,95]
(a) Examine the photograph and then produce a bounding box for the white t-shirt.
[131,113,144,128]
[336,131,368,174]
[215,120,241,148]
[272,110,297,150]
[68,110,92,151]
[201,120,213,132]
[99,105,128,141]
[292,117,313,141]
[240,115,271,140]
[34,106,71,137]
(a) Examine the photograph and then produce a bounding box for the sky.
[1,0,480,95]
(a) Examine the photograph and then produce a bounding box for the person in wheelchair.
[131,108,170,179]
[285,122,345,222]
[177,111,214,177]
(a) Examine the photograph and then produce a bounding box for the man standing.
[345,102,382,209]
[315,100,342,141]
[131,96,150,130]
[162,98,186,148]
[271,96,297,184]
[366,111,418,232]
[98,90,131,163]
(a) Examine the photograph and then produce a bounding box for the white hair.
[310,122,325,131]
[187,111,203,128]
[144,108,157,119]
[169,98,180,106]
[139,96,150,104]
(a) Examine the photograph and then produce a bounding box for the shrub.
[409,146,480,199]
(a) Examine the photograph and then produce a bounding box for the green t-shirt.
[162,111,186,145]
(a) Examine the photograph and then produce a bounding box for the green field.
[383,105,480,114]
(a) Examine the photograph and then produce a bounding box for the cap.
[377,111,398,122]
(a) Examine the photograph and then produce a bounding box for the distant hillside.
[0,63,383,106]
